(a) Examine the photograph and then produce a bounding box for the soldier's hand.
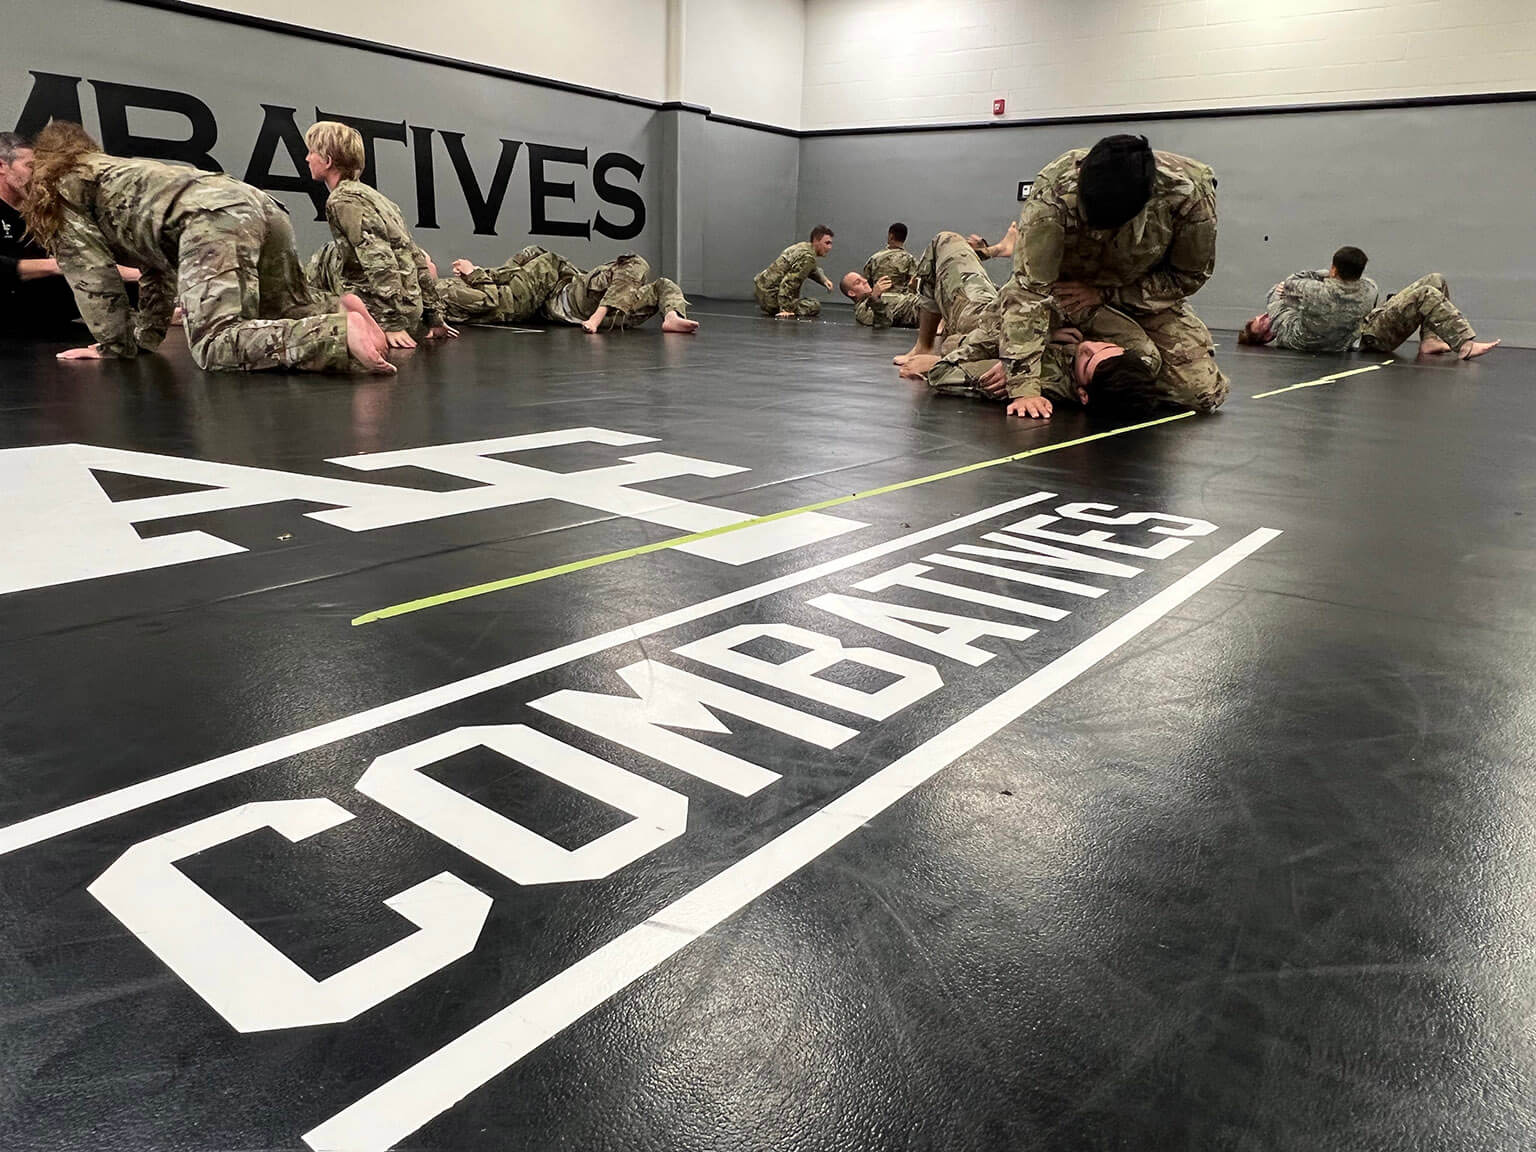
[57,344,105,360]
[1008,395,1053,419]
[425,324,459,341]
[872,276,893,300]
[116,265,142,283]
[452,259,476,279]
[776,311,796,319]
[977,362,1009,396]
[385,330,418,349]
[1052,282,1104,315]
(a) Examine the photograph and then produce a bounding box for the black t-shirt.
[0,197,82,334]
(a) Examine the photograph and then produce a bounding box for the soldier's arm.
[54,212,137,357]
[410,243,445,329]
[1107,184,1218,313]
[778,252,815,312]
[858,294,891,329]
[133,269,176,351]
[329,195,411,331]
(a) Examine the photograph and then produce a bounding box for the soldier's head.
[1238,313,1276,345]
[304,121,366,186]
[1077,346,1162,415]
[810,225,835,257]
[840,271,872,301]
[0,132,33,205]
[1077,134,1155,230]
[1331,246,1368,281]
[20,121,102,253]
[887,222,908,248]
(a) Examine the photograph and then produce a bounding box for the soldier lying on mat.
[1239,247,1499,360]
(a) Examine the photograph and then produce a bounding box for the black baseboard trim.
[800,89,1536,137]
[106,0,1536,139]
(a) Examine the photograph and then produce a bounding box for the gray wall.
[700,120,800,298]
[799,106,1536,346]
[4,0,661,272]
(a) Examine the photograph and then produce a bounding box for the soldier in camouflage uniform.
[838,270,921,328]
[754,226,835,318]
[304,121,451,348]
[1242,261,1498,360]
[967,135,1228,418]
[425,248,568,326]
[887,230,1001,361]
[860,223,918,293]
[26,125,388,373]
[509,245,698,332]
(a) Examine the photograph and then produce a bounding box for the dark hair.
[1078,134,1155,229]
[0,131,29,166]
[810,224,834,243]
[1332,245,1368,281]
[887,222,908,243]
[1086,351,1162,416]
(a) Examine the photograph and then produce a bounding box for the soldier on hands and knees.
[22,122,392,373]
[304,121,456,350]
[755,225,835,318]
[940,134,1228,418]
[1240,248,1499,360]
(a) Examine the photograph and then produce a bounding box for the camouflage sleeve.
[1013,193,1065,294]
[861,257,876,285]
[1108,181,1218,313]
[924,313,1036,399]
[778,251,816,312]
[1278,273,1329,305]
[133,269,176,351]
[855,295,889,329]
[54,211,136,356]
[411,244,444,329]
[328,195,411,331]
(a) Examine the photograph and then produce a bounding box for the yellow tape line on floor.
[1252,360,1394,399]
[351,410,1194,625]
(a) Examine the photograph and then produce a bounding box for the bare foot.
[893,343,935,366]
[898,353,941,380]
[662,311,700,334]
[346,312,396,374]
[1458,338,1500,360]
[1418,336,1452,355]
[339,294,388,358]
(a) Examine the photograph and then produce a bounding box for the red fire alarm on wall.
[993,98,1006,116]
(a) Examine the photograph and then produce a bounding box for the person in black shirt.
[0,131,138,336]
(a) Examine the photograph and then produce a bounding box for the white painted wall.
[802,0,1536,129]
[204,0,671,102]
[683,0,807,127]
[202,0,807,127]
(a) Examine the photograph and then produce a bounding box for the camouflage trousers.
[172,186,349,372]
[1134,301,1228,414]
[517,247,689,328]
[1359,273,1475,352]
[915,231,998,339]
[755,282,820,317]
[437,250,567,324]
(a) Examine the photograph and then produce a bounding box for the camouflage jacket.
[861,246,918,291]
[991,148,1218,394]
[754,242,825,312]
[1267,270,1379,352]
[50,154,248,356]
[324,179,443,332]
[855,290,921,328]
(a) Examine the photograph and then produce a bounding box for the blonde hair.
[304,120,365,181]
[22,121,102,252]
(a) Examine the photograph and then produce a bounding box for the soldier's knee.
[799,299,822,317]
